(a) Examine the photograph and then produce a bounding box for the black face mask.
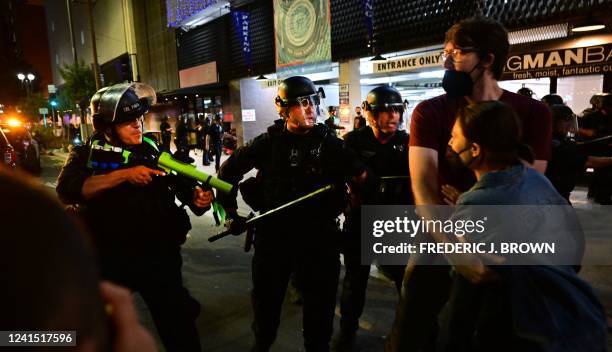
[445,145,473,170]
[442,62,481,98]
[442,70,473,98]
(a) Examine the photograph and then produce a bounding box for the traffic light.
[49,93,58,107]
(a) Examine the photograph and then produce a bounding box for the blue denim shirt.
[458,163,567,206]
[450,163,606,351]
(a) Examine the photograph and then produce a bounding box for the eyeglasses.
[441,46,479,61]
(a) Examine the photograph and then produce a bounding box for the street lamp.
[16,73,35,95]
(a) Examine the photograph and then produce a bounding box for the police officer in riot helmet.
[276,75,321,131]
[517,86,534,98]
[56,83,213,352]
[217,76,367,351]
[334,85,412,350]
[362,85,407,142]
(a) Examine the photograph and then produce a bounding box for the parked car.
[0,127,17,170]
[0,124,40,174]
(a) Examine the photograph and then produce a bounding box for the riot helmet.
[363,85,405,116]
[275,76,318,107]
[550,104,578,140]
[517,86,534,98]
[90,87,110,119]
[541,94,563,107]
[93,83,156,132]
[363,85,405,136]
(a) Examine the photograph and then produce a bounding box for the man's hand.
[193,186,214,208]
[122,166,165,186]
[441,184,461,205]
[99,281,157,352]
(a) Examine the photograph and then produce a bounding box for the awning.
[156,82,228,98]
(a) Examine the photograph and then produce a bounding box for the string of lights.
[166,0,220,28]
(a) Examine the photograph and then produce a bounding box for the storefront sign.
[242,109,256,122]
[338,83,350,122]
[274,0,332,76]
[373,51,443,73]
[339,91,349,106]
[502,43,612,80]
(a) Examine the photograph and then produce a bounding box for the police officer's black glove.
[226,214,248,236]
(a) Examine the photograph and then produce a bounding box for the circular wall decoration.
[285,0,317,48]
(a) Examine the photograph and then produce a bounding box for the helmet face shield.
[132,83,157,107]
[374,102,405,115]
[292,94,320,109]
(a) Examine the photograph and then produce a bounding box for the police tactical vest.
[259,122,347,220]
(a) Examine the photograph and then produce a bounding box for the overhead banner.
[373,50,444,73]
[502,43,612,80]
[362,0,374,46]
[231,9,252,71]
[274,0,332,77]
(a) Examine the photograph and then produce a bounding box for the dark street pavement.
[39,150,612,351]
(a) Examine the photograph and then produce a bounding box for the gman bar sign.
[502,43,612,80]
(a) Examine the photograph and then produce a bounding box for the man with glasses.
[56,83,213,352]
[217,76,367,351]
[387,17,552,351]
[334,85,412,351]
